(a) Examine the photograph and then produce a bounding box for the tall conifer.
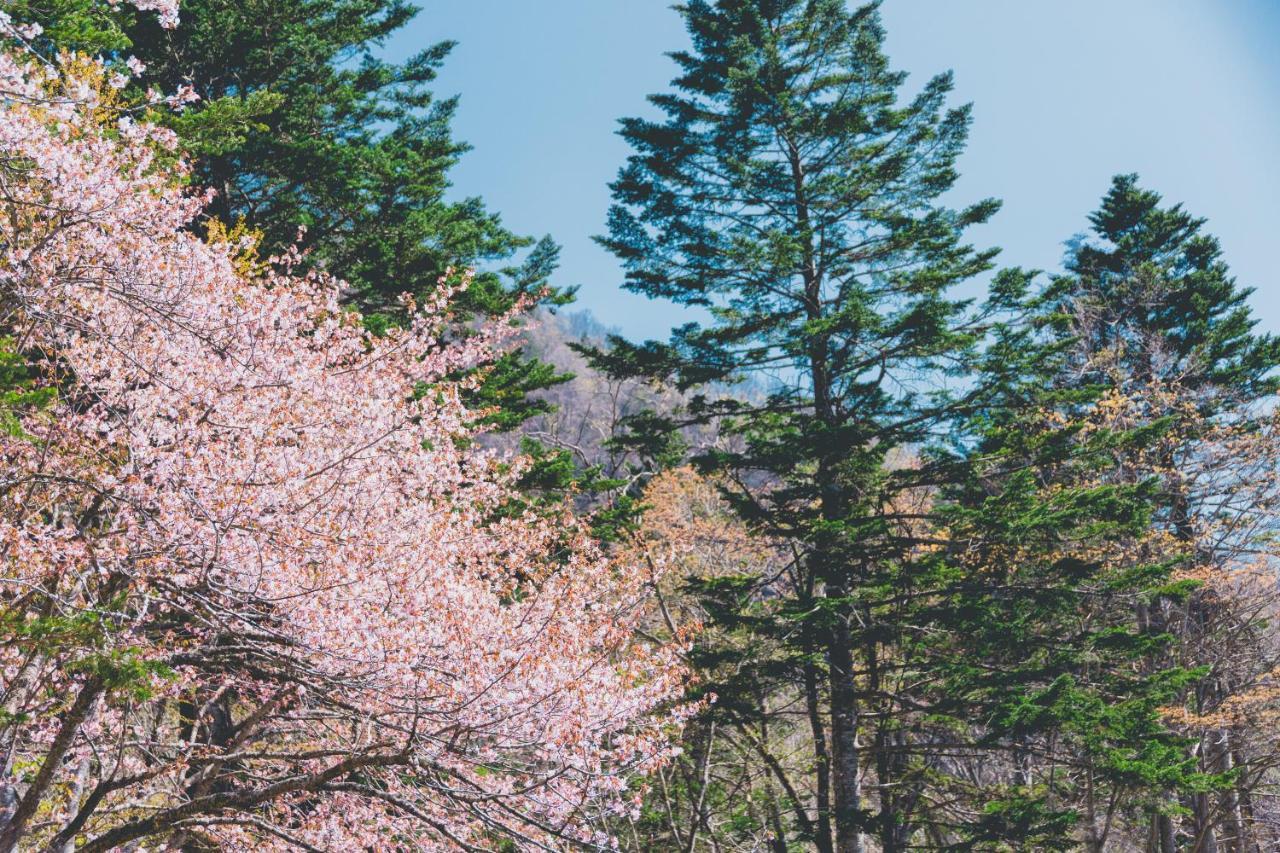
[109,0,574,430]
[1047,176,1280,851]
[588,2,999,848]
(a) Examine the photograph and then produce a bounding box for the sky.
[385,1,1280,342]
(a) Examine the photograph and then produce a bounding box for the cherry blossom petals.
[0,35,685,852]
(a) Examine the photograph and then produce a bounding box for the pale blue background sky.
[385,1,1280,341]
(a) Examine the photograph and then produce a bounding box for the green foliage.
[923,404,1216,842]
[589,3,1251,848]
[0,337,56,439]
[4,0,134,53]
[162,89,286,159]
[3,604,174,702]
[120,0,571,324]
[1061,174,1280,401]
[1031,174,1280,847]
[67,648,174,700]
[957,791,1080,852]
[590,0,1006,846]
[463,349,571,433]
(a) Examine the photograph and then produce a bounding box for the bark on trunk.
[828,601,864,853]
[805,660,835,853]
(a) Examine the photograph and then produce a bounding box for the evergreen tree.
[32,0,575,442]
[120,0,572,327]
[587,2,1001,848]
[1059,174,1280,403]
[918,294,1214,849]
[1045,176,1280,851]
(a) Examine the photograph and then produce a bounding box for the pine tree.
[587,2,1001,848]
[920,300,1213,848]
[55,0,575,447]
[119,0,571,324]
[1046,176,1280,851]
[1060,174,1280,402]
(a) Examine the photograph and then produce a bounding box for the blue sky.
[386,1,1280,341]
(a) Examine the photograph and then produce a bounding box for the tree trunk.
[1083,764,1104,853]
[828,597,864,853]
[1157,811,1178,853]
[805,659,835,853]
[1235,751,1259,852]
[869,638,905,853]
[1214,731,1244,853]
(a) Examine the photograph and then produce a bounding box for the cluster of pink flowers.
[113,0,180,27]
[0,11,685,850]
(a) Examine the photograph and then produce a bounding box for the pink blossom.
[0,36,687,852]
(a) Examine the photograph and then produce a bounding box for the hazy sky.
[385,1,1280,341]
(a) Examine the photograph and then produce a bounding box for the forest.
[1,0,1278,850]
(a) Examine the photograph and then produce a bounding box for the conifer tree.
[587,2,1001,848]
[23,0,572,437]
[119,0,571,324]
[1058,174,1280,403]
[1046,176,1280,851]
[920,298,1214,848]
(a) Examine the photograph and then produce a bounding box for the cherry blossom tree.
[0,7,687,849]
